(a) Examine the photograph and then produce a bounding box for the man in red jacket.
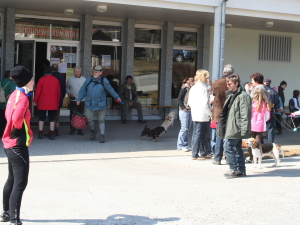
[33,66,60,140]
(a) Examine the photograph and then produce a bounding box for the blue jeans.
[224,139,246,173]
[266,117,275,143]
[211,128,216,154]
[214,124,224,162]
[191,121,211,158]
[177,110,192,149]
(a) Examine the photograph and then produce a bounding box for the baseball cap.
[92,65,103,72]
[263,78,271,83]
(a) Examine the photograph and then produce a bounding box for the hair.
[252,88,271,112]
[182,77,194,85]
[293,90,300,97]
[51,64,59,72]
[4,70,10,78]
[226,74,240,85]
[250,72,264,84]
[74,66,82,71]
[194,70,209,83]
[44,66,52,74]
[280,80,287,86]
[223,64,234,75]
[125,75,133,80]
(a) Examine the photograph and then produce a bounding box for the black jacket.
[52,72,66,108]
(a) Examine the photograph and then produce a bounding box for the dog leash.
[131,112,148,125]
[274,113,299,132]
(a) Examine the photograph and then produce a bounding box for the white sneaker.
[181,147,189,152]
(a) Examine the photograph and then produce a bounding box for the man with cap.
[263,77,280,143]
[77,65,121,143]
[1,66,34,225]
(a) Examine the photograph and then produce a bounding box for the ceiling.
[1,0,300,33]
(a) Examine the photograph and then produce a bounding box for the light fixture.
[264,22,274,28]
[64,9,74,16]
[225,24,232,28]
[96,5,107,12]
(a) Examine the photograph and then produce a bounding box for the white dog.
[246,138,284,168]
[161,111,176,131]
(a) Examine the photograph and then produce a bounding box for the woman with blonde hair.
[188,70,212,160]
[247,88,271,162]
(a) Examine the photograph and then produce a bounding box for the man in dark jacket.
[278,80,287,106]
[217,74,251,178]
[211,64,233,165]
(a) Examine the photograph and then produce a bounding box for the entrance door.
[15,40,36,115]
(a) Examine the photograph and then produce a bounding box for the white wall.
[209,27,300,105]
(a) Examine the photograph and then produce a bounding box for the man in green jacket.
[0,71,16,137]
[217,74,251,178]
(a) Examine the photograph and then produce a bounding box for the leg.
[199,122,211,157]
[3,149,13,212]
[214,123,224,162]
[38,110,46,138]
[235,139,246,173]
[132,101,143,120]
[211,128,216,155]
[86,108,97,141]
[191,122,201,158]
[48,110,56,140]
[121,102,129,121]
[275,114,282,135]
[223,139,240,172]
[96,110,106,143]
[258,155,262,168]
[69,101,77,132]
[177,110,190,150]
[266,117,275,143]
[77,102,85,134]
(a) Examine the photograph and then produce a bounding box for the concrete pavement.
[0,120,300,225]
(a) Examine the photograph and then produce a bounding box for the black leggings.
[3,146,29,223]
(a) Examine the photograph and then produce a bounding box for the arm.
[103,78,120,100]
[77,78,89,102]
[33,79,42,104]
[178,88,187,110]
[240,95,252,136]
[66,77,72,97]
[12,93,27,129]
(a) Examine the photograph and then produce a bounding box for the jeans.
[224,139,246,173]
[70,101,85,131]
[191,121,211,158]
[3,146,29,223]
[266,117,275,143]
[214,123,224,162]
[211,128,216,154]
[177,110,192,149]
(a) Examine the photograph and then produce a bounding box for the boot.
[48,132,55,140]
[99,134,105,143]
[276,129,282,135]
[38,132,43,139]
[1,211,10,222]
[90,129,97,140]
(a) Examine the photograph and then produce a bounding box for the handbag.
[71,110,86,129]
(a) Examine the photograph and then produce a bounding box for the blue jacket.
[77,76,120,111]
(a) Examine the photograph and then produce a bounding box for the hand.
[245,83,253,91]
[33,102,37,106]
[76,101,80,105]
[9,128,24,139]
[128,101,133,107]
[182,108,187,112]
[291,113,295,117]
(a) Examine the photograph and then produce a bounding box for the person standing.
[188,70,212,160]
[119,75,145,124]
[33,66,60,140]
[210,64,234,165]
[66,67,86,135]
[0,71,15,137]
[278,80,287,106]
[1,66,34,225]
[272,87,284,135]
[217,74,251,178]
[77,65,121,143]
[176,77,194,152]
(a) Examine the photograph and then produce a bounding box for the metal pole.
[219,0,228,77]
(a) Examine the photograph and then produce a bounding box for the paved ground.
[0,120,300,225]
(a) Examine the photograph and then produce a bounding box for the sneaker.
[224,170,238,178]
[99,134,105,143]
[181,147,189,152]
[212,160,221,165]
[236,171,247,177]
[1,211,10,222]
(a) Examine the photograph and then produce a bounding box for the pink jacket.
[251,101,270,132]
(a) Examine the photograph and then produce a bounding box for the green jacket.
[0,78,16,110]
[217,86,251,139]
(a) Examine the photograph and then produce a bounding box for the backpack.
[85,76,108,95]
[0,82,10,103]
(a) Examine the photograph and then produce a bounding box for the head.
[92,65,103,79]
[194,70,209,84]
[182,77,194,86]
[10,66,34,93]
[51,64,59,73]
[44,66,52,75]
[252,88,271,112]
[74,67,82,78]
[4,71,11,79]
[293,90,300,98]
[280,80,287,89]
[250,72,264,87]
[223,64,234,75]
[246,138,259,148]
[226,74,240,92]
[125,75,133,85]
[43,59,50,67]
[263,78,271,86]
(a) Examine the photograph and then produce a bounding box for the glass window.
[134,48,160,106]
[135,28,161,44]
[174,31,197,46]
[172,49,197,98]
[92,25,121,42]
[15,18,80,40]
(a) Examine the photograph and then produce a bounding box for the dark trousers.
[224,139,246,173]
[191,121,211,158]
[0,110,6,138]
[70,101,85,131]
[266,117,275,143]
[275,114,282,131]
[214,123,224,162]
[3,146,29,223]
[248,132,263,160]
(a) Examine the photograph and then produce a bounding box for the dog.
[246,138,284,168]
[140,125,166,142]
[161,111,176,131]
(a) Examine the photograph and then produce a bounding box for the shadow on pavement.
[24,214,180,225]
[248,168,300,178]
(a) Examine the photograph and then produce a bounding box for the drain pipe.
[219,0,228,77]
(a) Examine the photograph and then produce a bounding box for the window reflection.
[174,31,197,46]
[92,25,121,42]
[135,28,161,44]
[134,48,161,106]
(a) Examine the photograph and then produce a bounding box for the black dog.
[140,125,166,142]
